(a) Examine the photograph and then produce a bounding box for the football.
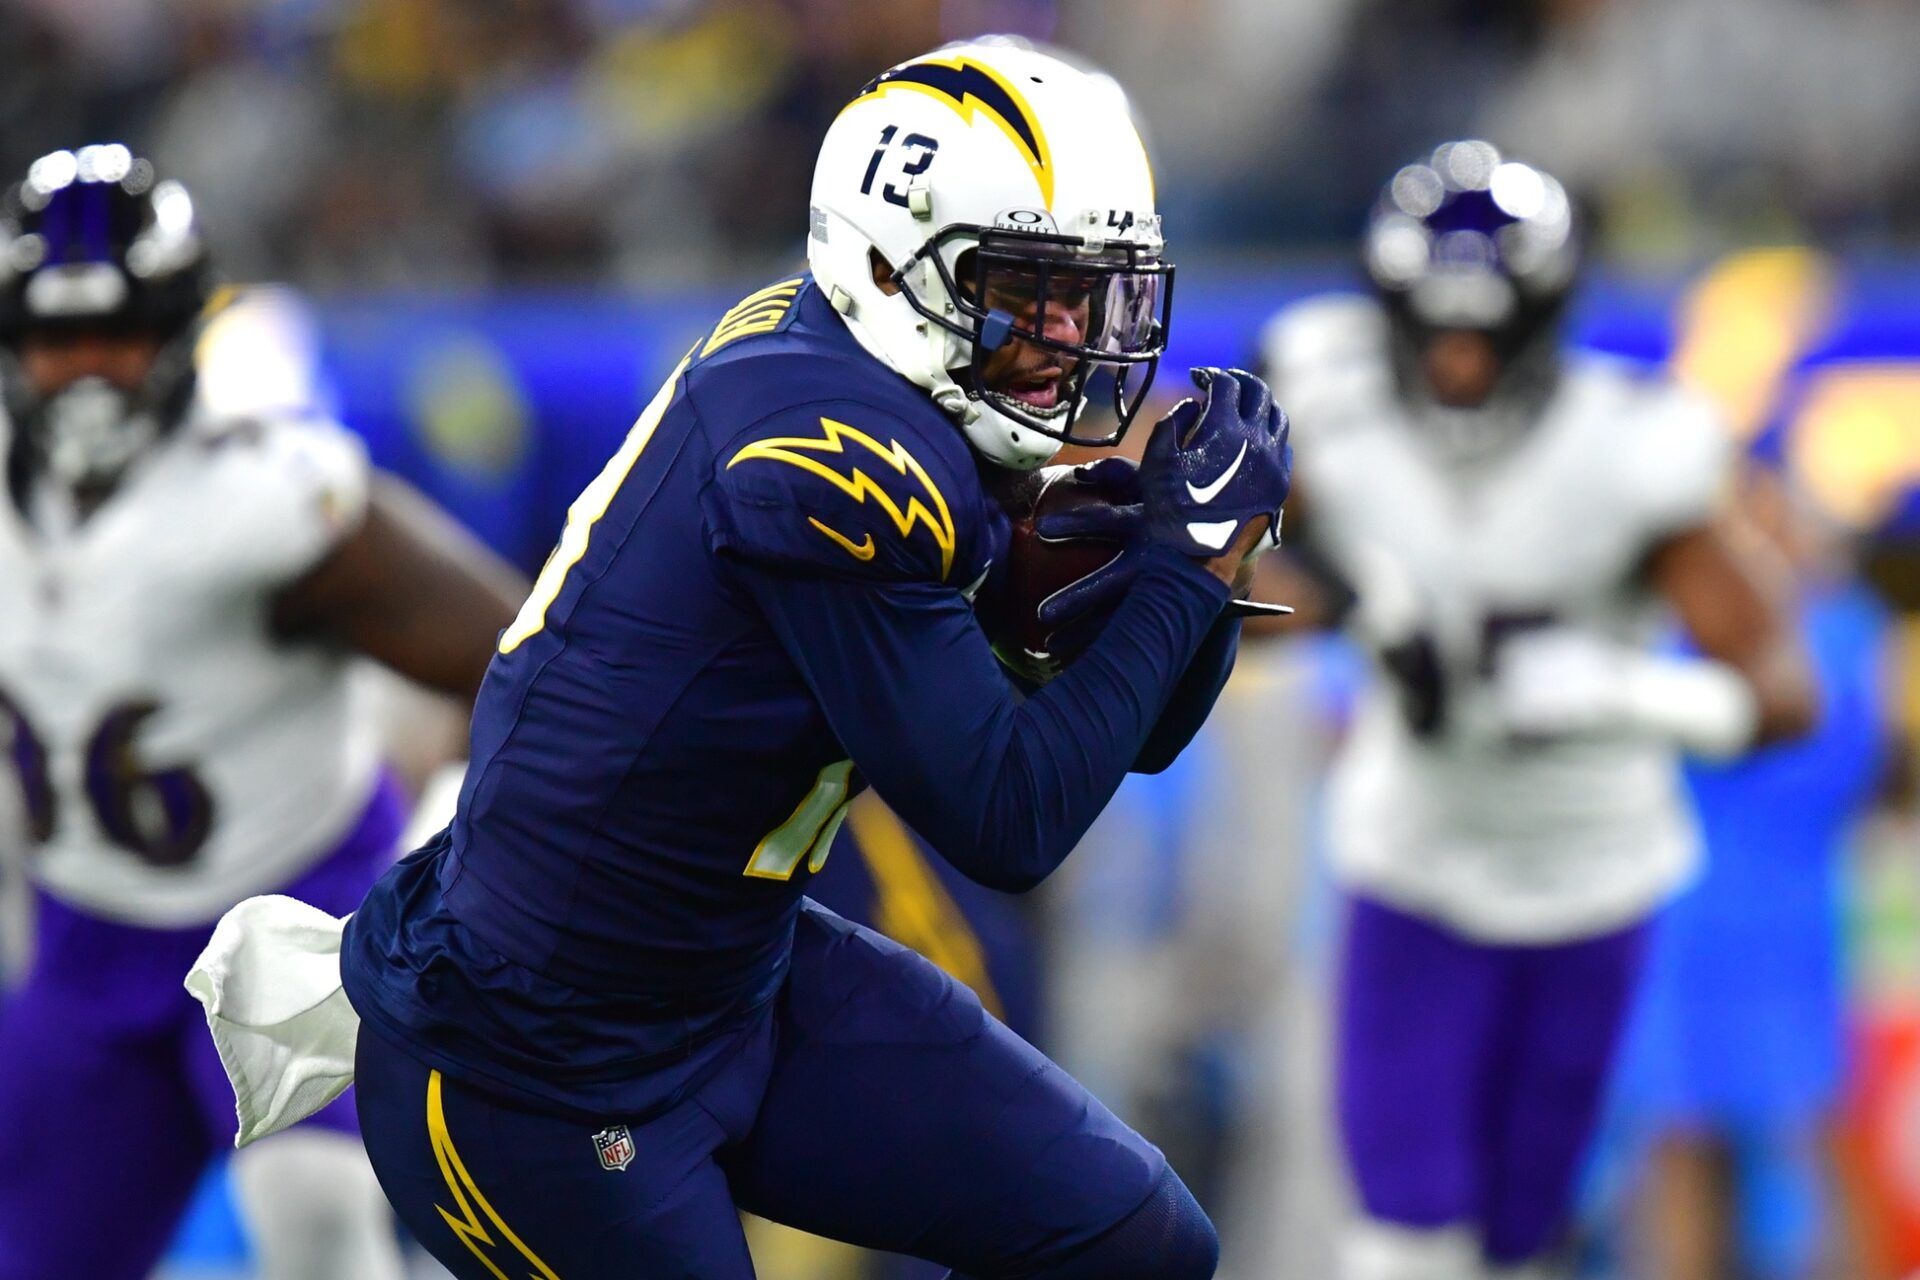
[976,463,1130,682]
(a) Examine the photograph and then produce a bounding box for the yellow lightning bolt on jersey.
[728,416,958,581]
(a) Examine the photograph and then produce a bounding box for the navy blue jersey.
[342,278,1237,1119]
[442,278,999,994]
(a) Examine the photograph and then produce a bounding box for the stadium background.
[3,0,1920,1277]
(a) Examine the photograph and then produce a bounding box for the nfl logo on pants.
[592,1125,635,1172]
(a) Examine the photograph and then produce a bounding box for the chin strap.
[932,381,978,423]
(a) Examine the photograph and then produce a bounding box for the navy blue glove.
[1139,367,1291,559]
[1034,456,1146,652]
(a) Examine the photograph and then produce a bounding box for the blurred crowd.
[6,0,1920,290]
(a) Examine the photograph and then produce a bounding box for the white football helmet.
[808,39,1171,470]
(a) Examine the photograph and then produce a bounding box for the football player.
[1259,141,1817,1280]
[337,39,1288,1280]
[0,147,524,1280]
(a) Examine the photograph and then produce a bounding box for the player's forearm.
[953,549,1230,889]
[1650,517,1818,750]
[1131,614,1240,774]
[1597,645,1810,756]
[273,478,526,701]
[1725,637,1820,748]
[1616,653,1763,758]
[741,550,1228,893]
[1494,629,1818,758]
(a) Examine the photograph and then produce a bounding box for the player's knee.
[1026,1165,1218,1280]
[1111,1167,1218,1280]
[1339,1218,1480,1280]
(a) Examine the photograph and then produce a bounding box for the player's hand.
[1345,542,1446,736]
[1489,627,1627,741]
[1033,456,1146,653]
[1139,367,1291,582]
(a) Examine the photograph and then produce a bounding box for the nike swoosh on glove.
[1139,367,1291,558]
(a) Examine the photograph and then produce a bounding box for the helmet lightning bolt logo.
[729,417,957,580]
[846,56,1053,208]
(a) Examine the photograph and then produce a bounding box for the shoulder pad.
[1602,371,1733,538]
[1260,293,1386,375]
[706,404,977,585]
[1258,294,1393,441]
[194,411,370,581]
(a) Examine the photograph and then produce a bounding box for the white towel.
[184,895,362,1148]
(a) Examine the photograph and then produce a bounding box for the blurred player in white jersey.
[0,146,523,1280]
[1260,141,1817,1280]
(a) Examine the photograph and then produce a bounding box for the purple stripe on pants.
[1335,893,1648,1266]
[0,775,403,1280]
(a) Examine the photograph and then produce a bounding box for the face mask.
[32,375,161,490]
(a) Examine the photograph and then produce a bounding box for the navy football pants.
[356,902,1195,1278]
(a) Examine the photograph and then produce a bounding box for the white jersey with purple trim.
[1263,294,1732,943]
[0,408,380,927]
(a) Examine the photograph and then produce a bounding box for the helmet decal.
[846,56,1053,208]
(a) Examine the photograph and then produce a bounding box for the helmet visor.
[901,224,1174,448]
[966,229,1169,363]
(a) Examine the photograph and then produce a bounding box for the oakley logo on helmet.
[994,209,1057,234]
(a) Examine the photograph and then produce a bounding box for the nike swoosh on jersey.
[808,517,876,561]
[1185,440,1248,505]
